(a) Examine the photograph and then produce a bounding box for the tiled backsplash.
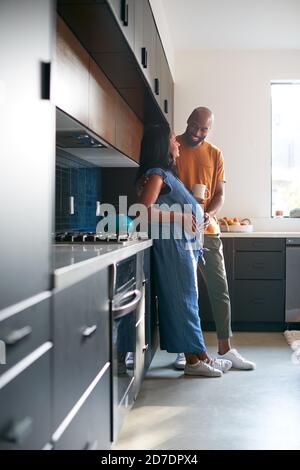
[56,150,102,232]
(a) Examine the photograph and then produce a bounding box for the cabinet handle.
[141,47,148,68]
[164,99,168,114]
[250,298,265,304]
[2,416,33,443]
[154,78,160,95]
[69,196,75,215]
[40,61,51,100]
[142,344,149,353]
[84,440,98,450]
[5,325,32,346]
[82,325,98,338]
[121,0,128,26]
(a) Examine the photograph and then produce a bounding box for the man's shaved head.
[185,107,214,146]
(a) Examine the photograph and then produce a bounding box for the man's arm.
[203,181,225,228]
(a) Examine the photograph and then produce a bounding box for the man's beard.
[184,132,205,147]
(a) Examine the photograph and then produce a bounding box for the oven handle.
[112,289,142,319]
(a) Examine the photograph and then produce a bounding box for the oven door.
[111,288,142,442]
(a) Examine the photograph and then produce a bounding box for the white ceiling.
[162,0,300,50]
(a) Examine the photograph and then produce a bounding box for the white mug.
[192,183,210,200]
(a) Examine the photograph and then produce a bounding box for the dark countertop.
[53,239,153,290]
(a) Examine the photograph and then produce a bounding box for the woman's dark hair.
[136,123,176,182]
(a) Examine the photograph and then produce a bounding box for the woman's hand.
[182,213,200,235]
[203,212,211,229]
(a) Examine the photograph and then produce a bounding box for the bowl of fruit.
[218,217,253,232]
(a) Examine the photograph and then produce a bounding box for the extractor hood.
[56,109,138,168]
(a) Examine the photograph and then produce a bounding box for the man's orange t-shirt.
[176,134,225,234]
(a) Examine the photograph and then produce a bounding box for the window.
[271,82,300,217]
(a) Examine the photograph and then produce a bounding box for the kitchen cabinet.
[52,15,89,127]
[52,268,110,432]
[54,15,144,162]
[107,0,135,49]
[0,295,50,375]
[0,350,52,450]
[0,0,55,310]
[52,364,110,450]
[232,238,285,328]
[115,96,144,162]
[57,0,174,127]
[200,237,286,331]
[88,57,117,145]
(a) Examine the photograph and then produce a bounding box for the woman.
[136,124,232,377]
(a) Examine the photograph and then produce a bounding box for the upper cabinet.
[58,0,174,127]
[51,16,89,127]
[107,0,135,48]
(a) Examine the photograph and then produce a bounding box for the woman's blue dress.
[145,168,206,353]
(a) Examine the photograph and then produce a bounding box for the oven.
[109,255,142,442]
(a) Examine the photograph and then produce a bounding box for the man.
[174,107,255,370]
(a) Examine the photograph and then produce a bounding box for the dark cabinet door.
[0,295,50,375]
[0,350,51,450]
[53,364,111,450]
[53,268,110,428]
[0,0,55,310]
[234,280,285,323]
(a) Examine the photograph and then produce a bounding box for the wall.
[174,50,300,231]
[56,150,102,232]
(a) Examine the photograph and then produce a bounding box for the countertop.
[53,239,153,290]
[220,231,300,238]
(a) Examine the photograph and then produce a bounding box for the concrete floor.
[113,332,300,450]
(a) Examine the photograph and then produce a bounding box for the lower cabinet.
[53,364,111,450]
[200,237,286,331]
[0,349,52,450]
[52,267,111,448]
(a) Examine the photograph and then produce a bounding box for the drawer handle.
[253,262,264,268]
[84,440,98,450]
[250,298,265,304]
[82,325,97,338]
[5,325,33,345]
[2,416,33,443]
[142,344,149,353]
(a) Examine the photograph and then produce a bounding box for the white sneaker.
[218,348,256,370]
[174,353,186,370]
[125,352,134,370]
[185,360,223,377]
[211,358,232,373]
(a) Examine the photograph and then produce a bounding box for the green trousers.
[198,235,233,340]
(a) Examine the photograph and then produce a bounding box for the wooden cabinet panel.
[88,57,117,145]
[52,16,89,126]
[116,96,143,162]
